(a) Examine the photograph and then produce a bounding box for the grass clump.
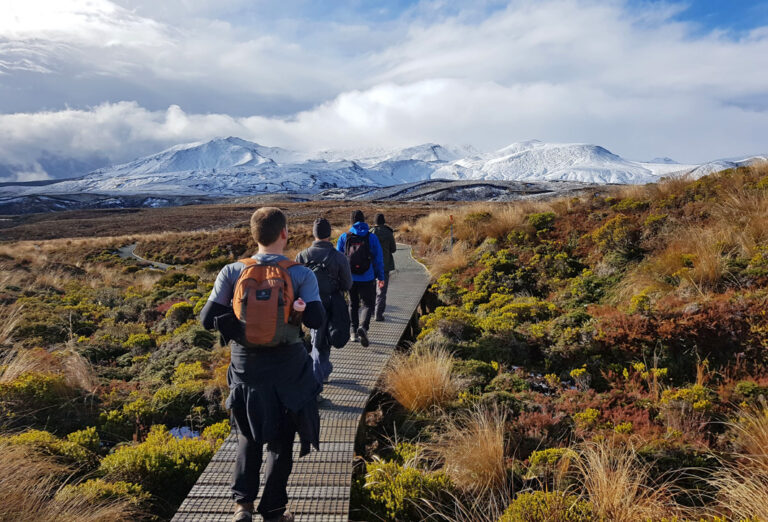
[575,441,675,521]
[382,342,457,413]
[431,405,508,495]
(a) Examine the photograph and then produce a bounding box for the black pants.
[349,280,376,331]
[375,271,390,319]
[231,409,296,518]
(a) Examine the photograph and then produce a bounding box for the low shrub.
[499,491,594,522]
[122,333,155,354]
[418,306,480,341]
[451,359,497,390]
[363,458,455,521]
[98,424,215,511]
[201,419,231,447]
[528,212,557,231]
[165,302,195,328]
[56,478,150,507]
[487,372,530,393]
[1,428,98,467]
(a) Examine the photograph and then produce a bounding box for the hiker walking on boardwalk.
[296,217,352,387]
[200,207,324,522]
[371,213,396,322]
[336,210,385,347]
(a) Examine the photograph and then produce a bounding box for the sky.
[1,0,768,181]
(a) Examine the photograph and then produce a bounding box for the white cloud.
[0,0,767,179]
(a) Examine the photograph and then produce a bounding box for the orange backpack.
[232,258,302,348]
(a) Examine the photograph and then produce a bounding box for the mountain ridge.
[1,137,765,200]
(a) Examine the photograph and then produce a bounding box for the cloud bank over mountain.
[1,0,768,182]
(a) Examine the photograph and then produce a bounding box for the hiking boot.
[232,502,253,522]
[264,512,294,522]
[357,327,369,347]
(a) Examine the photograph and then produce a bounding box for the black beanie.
[375,213,385,225]
[351,210,365,224]
[313,217,332,239]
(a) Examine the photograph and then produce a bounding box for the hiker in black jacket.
[296,218,352,388]
[372,213,396,321]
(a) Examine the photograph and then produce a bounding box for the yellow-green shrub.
[661,385,715,412]
[122,333,155,352]
[573,408,600,430]
[165,302,194,325]
[363,459,455,521]
[528,212,557,231]
[1,428,97,466]
[98,425,215,501]
[499,491,594,522]
[0,372,79,427]
[56,478,150,507]
[527,448,578,477]
[418,306,480,341]
[476,295,556,333]
[201,419,230,448]
[173,361,207,384]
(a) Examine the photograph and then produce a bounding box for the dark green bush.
[487,372,529,393]
[451,359,497,389]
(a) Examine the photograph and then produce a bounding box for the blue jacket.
[336,222,386,282]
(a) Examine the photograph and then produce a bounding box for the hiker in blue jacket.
[336,210,385,347]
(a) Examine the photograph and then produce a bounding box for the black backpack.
[305,252,337,296]
[345,233,371,275]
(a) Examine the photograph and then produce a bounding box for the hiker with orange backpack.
[336,210,386,347]
[199,207,324,522]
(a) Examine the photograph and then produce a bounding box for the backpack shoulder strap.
[276,259,299,270]
[238,257,259,266]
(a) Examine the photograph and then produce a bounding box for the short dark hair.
[351,209,365,224]
[250,207,286,246]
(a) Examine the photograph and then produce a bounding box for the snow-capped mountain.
[684,155,768,179]
[2,137,762,199]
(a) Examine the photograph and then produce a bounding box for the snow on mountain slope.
[6,136,764,198]
[448,141,658,184]
[685,155,768,178]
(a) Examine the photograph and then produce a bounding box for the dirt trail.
[117,243,174,270]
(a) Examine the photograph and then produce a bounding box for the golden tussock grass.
[0,444,141,521]
[431,405,508,496]
[427,241,471,278]
[381,340,457,413]
[575,441,677,522]
[0,348,98,394]
[709,406,768,520]
[0,295,22,347]
[617,223,740,302]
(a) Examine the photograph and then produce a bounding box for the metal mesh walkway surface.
[173,244,429,521]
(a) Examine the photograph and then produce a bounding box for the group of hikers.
[199,207,397,522]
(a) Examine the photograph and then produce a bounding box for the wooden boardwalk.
[173,244,429,521]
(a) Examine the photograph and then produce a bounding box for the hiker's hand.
[378,280,385,289]
[293,298,306,312]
